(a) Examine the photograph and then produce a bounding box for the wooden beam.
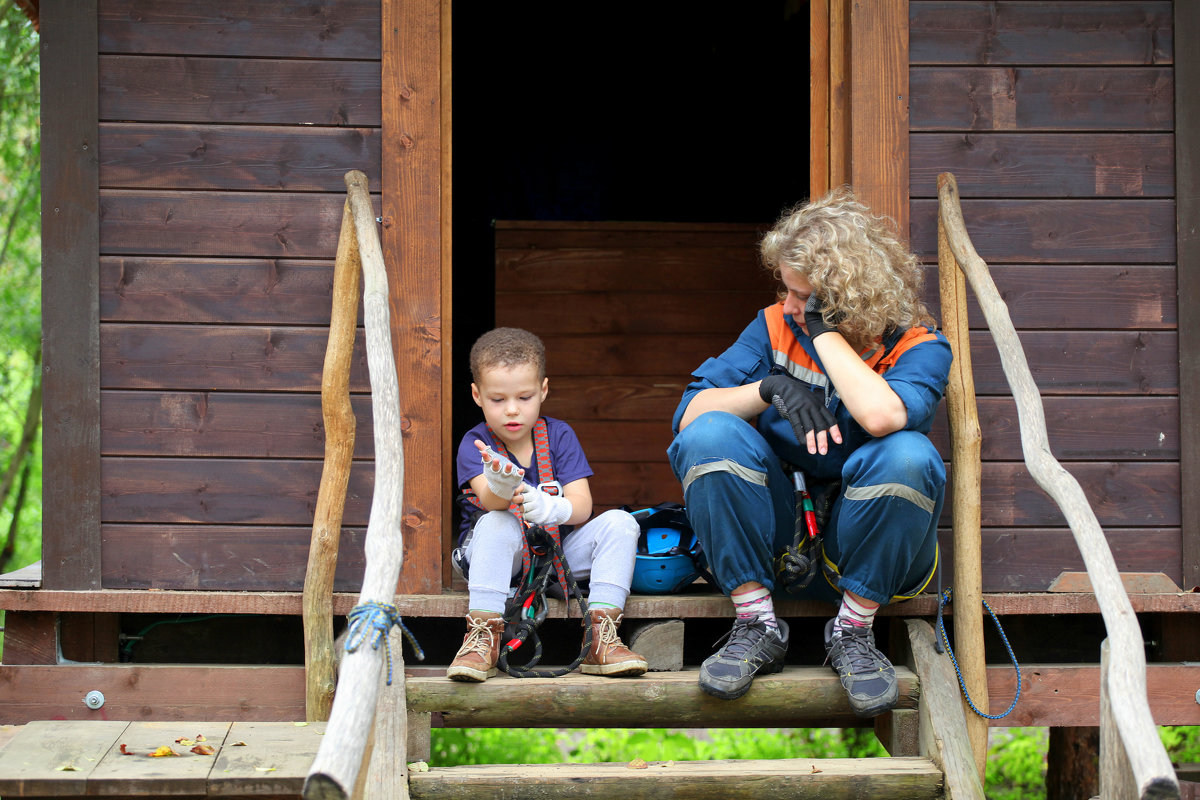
[440,0,455,590]
[1177,0,1200,592]
[40,0,101,590]
[810,0,830,198]
[1,662,1197,728]
[382,0,443,594]
[3,588,1200,617]
[829,0,850,189]
[849,0,909,232]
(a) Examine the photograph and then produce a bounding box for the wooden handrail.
[937,173,1178,800]
[305,171,410,800]
[302,199,362,722]
[936,185,987,781]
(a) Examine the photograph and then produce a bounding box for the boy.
[448,327,647,682]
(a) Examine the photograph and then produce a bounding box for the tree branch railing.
[938,172,1179,800]
[304,170,411,800]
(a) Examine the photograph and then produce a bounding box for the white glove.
[520,484,573,526]
[479,445,524,501]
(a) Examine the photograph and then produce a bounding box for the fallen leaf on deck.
[811,765,822,774]
[627,758,648,770]
[119,744,135,756]
[293,722,308,727]
[55,764,78,771]
[195,734,207,742]
[409,761,430,773]
[190,744,215,756]
[231,741,248,746]
[175,738,195,746]
[255,766,277,772]
[149,746,180,758]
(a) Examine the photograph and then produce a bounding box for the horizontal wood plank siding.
[909,0,1181,592]
[95,0,384,592]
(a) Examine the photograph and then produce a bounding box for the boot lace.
[457,616,498,657]
[828,625,882,673]
[712,618,766,660]
[593,612,622,647]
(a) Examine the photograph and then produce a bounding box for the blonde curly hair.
[759,186,935,351]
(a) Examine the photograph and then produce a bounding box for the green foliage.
[429,726,885,767]
[985,727,1048,800]
[0,0,42,581]
[1161,726,1200,765]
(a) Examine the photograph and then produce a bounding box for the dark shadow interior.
[451,0,811,453]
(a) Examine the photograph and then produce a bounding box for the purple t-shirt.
[455,417,592,542]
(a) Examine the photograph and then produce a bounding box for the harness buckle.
[537,480,563,497]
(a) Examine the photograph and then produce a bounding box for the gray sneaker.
[698,618,789,700]
[823,618,899,717]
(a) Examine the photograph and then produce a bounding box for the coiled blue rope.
[344,601,425,685]
[935,587,1021,720]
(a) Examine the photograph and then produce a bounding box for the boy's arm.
[513,477,592,527]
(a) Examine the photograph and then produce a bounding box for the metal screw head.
[84,690,105,710]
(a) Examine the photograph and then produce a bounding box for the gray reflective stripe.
[771,350,829,388]
[843,482,937,514]
[860,346,880,362]
[682,459,768,494]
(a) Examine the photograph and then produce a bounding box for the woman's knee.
[670,411,773,469]
[843,430,945,489]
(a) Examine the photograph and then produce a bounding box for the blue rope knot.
[345,601,425,685]
[936,587,1021,720]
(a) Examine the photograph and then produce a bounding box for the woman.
[670,187,952,715]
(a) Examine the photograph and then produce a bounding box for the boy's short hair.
[469,327,547,384]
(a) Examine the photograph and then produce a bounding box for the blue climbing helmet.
[628,503,712,594]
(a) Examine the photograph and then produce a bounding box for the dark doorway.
[451,1,811,452]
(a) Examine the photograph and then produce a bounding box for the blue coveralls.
[668,304,953,606]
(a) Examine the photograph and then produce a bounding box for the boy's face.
[471,363,549,452]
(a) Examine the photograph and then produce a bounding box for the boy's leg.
[667,411,795,700]
[447,511,523,682]
[562,510,647,677]
[821,431,945,716]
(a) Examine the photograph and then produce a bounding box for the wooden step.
[408,756,944,800]
[407,666,919,728]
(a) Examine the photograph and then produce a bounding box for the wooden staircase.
[401,618,984,800]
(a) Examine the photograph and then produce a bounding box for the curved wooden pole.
[936,189,987,781]
[303,200,361,722]
[938,173,1178,800]
[305,171,409,800]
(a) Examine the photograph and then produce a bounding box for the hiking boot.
[580,608,648,677]
[698,618,789,700]
[823,617,899,717]
[446,613,505,682]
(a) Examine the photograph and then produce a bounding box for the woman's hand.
[757,374,842,455]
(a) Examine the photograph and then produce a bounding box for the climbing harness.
[776,472,841,593]
[344,601,425,685]
[496,523,594,678]
[935,587,1022,719]
[458,417,571,599]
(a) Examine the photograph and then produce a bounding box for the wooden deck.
[0,720,325,799]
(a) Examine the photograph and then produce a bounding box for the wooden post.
[936,173,988,781]
[938,173,1179,800]
[303,200,362,722]
[304,171,409,800]
[1100,639,1138,800]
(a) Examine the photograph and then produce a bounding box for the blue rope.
[936,587,1021,720]
[344,601,425,685]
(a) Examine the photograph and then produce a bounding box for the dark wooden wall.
[96,0,383,591]
[494,222,777,511]
[909,0,1182,591]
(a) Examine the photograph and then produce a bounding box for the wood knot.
[399,84,414,100]
[403,513,422,529]
[400,416,412,432]
[400,134,415,149]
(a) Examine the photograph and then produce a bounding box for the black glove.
[804,294,838,339]
[758,374,837,446]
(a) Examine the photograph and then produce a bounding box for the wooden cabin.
[2,0,1198,764]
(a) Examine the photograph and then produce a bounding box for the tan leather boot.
[580,608,648,677]
[446,613,505,682]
